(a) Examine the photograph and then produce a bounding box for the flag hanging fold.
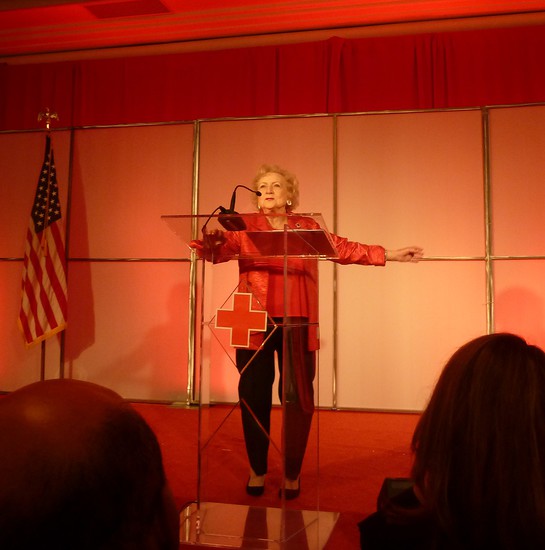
[19,134,68,346]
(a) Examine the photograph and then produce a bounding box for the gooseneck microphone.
[218,185,262,231]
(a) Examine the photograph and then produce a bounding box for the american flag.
[19,134,68,346]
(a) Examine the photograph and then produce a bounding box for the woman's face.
[256,172,290,214]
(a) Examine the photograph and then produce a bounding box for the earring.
[287,200,292,206]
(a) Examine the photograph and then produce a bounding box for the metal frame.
[2,102,545,404]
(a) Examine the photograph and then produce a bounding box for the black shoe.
[246,477,265,497]
[279,478,300,500]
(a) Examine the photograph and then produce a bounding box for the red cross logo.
[215,292,267,348]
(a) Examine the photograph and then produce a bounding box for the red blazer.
[203,212,386,350]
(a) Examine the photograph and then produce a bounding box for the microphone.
[218,185,262,231]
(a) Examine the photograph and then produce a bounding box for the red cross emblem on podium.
[215,292,267,348]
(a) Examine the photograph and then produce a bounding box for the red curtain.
[1,24,545,131]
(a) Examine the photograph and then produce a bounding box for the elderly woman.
[192,164,422,499]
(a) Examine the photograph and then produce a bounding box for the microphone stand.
[218,185,261,231]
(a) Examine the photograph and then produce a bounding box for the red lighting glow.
[1,0,545,57]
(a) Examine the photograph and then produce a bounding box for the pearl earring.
[287,199,292,206]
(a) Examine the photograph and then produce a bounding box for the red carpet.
[133,403,419,549]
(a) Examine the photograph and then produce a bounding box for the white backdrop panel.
[489,105,545,257]
[69,124,194,259]
[494,260,545,351]
[336,110,485,257]
[335,110,486,410]
[64,261,189,402]
[336,261,487,410]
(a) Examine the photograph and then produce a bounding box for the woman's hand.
[203,229,226,249]
[386,246,424,262]
[189,229,226,259]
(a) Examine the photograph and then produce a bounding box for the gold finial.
[38,108,59,131]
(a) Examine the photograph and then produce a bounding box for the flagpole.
[20,107,68,350]
[40,341,46,381]
[37,109,58,253]
[36,108,60,380]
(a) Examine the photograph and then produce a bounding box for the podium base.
[180,502,339,549]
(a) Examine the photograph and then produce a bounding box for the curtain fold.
[1,24,544,131]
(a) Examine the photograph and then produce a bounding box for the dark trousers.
[236,318,316,480]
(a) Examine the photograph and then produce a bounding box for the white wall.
[1,105,544,409]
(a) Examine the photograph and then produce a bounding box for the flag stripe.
[43,225,68,314]
[19,238,41,343]
[25,236,49,338]
[19,135,68,346]
[21,233,44,335]
[27,230,63,334]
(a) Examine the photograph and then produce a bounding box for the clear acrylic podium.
[162,212,340,549]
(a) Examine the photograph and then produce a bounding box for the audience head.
[0,379,179,550]
[251,163,300,212]
[411,333,545,548]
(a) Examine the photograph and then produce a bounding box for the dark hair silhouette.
[411,333,545,549]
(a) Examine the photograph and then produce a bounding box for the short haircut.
[251,164,300,211]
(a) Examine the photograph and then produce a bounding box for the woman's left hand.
[386,246,424,262]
